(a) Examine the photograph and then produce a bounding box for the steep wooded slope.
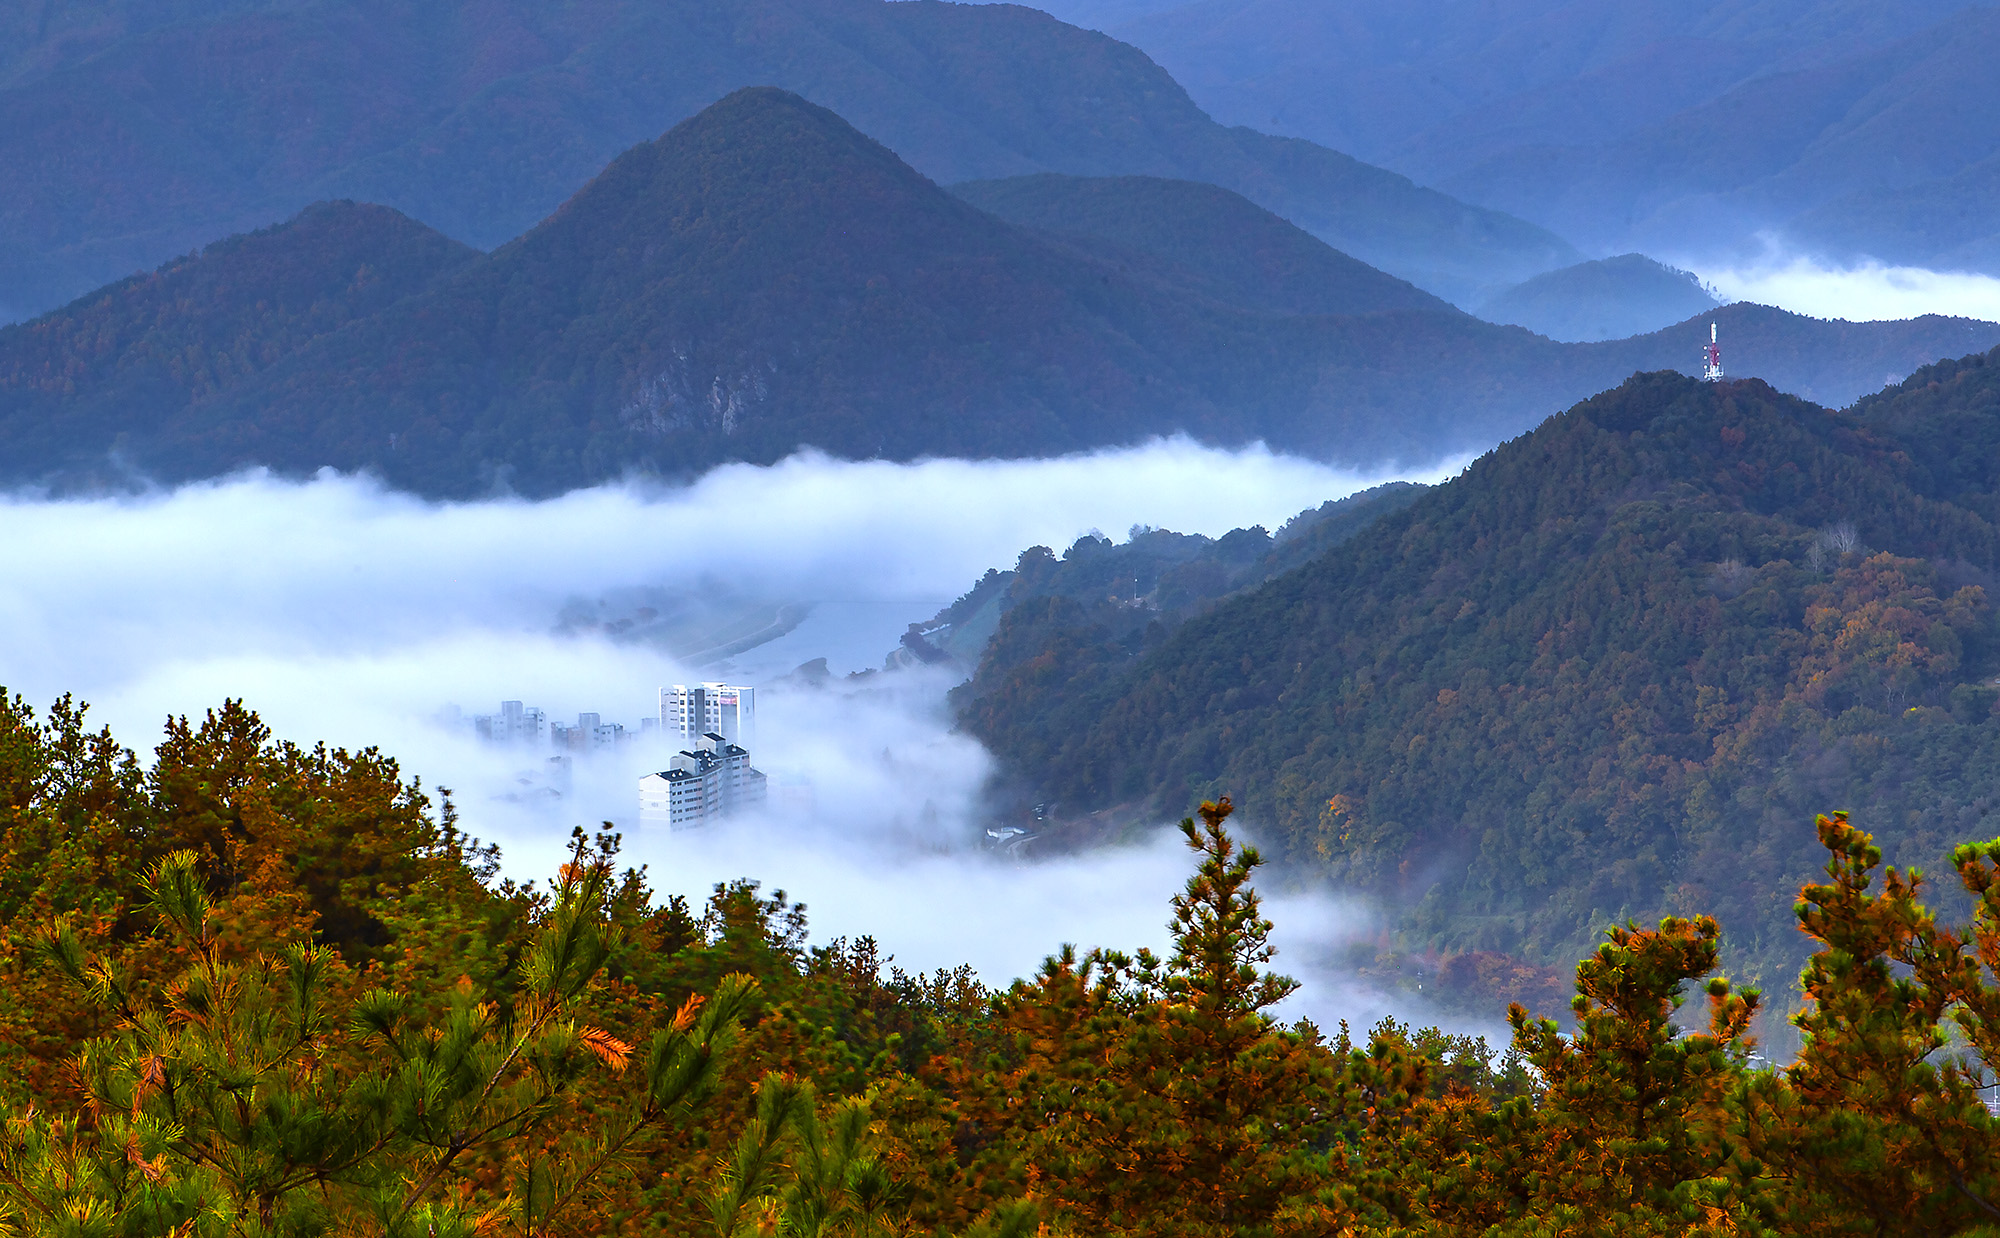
[960,359,2000,988]
[0,201,475,484]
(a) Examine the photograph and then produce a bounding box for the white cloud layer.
[0,440,1465,1030]
[1690,246,2000,324]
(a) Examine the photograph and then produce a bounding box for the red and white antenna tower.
[1702,321,1724,382]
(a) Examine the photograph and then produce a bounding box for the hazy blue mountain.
[1434,8,2000,262]
[1790,150,2000,272]
[950,174,1455,318]
[1104,0,1976,168]
[1094,0,2000,269]
[1477,255,1722,343]
[2,91,1993,497]
[994,0,1191,31]
[0,0,1574,322]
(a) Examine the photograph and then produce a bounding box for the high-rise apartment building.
[660,683,755,745]
[638,733,768,830]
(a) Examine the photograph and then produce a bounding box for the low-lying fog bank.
[1686,244,2000,324]
[0,440,1467,1031]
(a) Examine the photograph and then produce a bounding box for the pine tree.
[1735,812,2000,1235]
[960,799,1336,1237]
[1,845,753,1238]
[1505,915,1763,1235]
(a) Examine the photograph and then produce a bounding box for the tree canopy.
[6,691,2000,1233]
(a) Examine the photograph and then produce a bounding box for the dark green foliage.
[953,482,1427,781]
[1850,345,2000,520]
[960,359,2000,1001]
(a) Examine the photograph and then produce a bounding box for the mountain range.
[0,0,1578,323]
[953,346,2000,1003]
[3,88,1996,498]
[1476,255,1722,343]
[1090,0,2000,271]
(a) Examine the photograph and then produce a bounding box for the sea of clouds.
[0,439,1462,1028]
[1688,242,2000,324]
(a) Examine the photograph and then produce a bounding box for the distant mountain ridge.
[951,174,1454,318]
[1478,255,1722,343]
[2,90,1995,497]
[1097,0,2000,272]
[0,0,1574,321]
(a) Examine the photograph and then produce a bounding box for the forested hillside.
[0,0,1575,321]
[5,89,1995,498]
[9,693,2000,1233]
[0,201,476,488]
[960,351,2000,1000]
[926,481,1424,690]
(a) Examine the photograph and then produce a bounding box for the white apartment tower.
[638,733,768,830]
[661,683,755,745]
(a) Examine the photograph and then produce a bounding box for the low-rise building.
[551,714,627,751]
[475,700,547,744]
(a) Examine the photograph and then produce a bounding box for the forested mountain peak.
[2,88,1993,497]
[960,359,2000,1003]
[0,199,474,486]
[484,86,1021,323]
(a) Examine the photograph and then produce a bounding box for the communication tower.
[1702,322,1724,382]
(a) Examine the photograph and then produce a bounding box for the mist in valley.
[0,439,1462,1032]
[1688,242,2000,324]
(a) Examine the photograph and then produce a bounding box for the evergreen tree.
[3,845,753,1238]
